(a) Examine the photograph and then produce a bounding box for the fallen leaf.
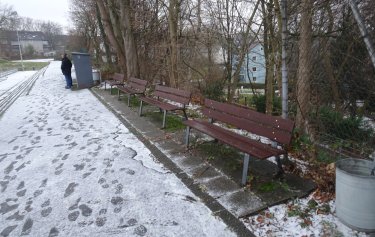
[256,216,265,223]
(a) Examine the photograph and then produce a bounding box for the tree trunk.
[263,0,274,115]
[322,3,341,111]
[96,0,126,72]
[168,0,179,88]
[96,2,112,65]
[296,0,313,135]
[119,0,140,78]
[108,0,123,51]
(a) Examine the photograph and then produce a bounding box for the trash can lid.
[72,52,90,56]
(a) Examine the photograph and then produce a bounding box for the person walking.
[61,53,73,89]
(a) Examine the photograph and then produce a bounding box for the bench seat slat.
[105,73,124,85]
[206,99,294,132]
[117,85,144,95]
[202,108,292,145]
[105,80,123,86]
[117,77,147,106]
[153,85,191,104]
[139,85,191,128]
[184,120,284,159]
[140,97,183,111]
[104,73,125,94]
[184,98,294,185]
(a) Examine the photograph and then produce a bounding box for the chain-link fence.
[232,1,375,164]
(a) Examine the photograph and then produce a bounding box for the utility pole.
[16,30,25,71]
[281,0,288,119]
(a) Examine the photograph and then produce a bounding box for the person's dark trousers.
[64,74,73,88]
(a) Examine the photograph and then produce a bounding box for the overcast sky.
[1,0,71,31]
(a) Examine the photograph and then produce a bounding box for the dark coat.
[61,56,72,75]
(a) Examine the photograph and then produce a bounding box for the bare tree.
[16,17,40,31]
[295,0,313,136]
[168,0,180,87]
[0,3,18,30]
[70,0,103,65]
[95,2,112,65]
[40,21,63,50]
[96,0,127,72]
[119,0,140,78]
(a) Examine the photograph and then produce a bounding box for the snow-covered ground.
[0,62,236,237]
[242,191,371,237]
[0,71,36,98]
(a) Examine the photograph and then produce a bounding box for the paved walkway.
[0,62,237,237]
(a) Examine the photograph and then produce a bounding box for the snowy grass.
[12,58,54,63]
[242,191,371,237]
[0,60,50,71]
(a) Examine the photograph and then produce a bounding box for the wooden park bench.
[183,99,294,185]
[139,85,191,128]
[104,73,124,94]
[117,77,147,106]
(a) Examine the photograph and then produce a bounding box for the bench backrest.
[154,85,191,105]
[128,77,147,92]
[202,99,294,146]
[112,73,124,82]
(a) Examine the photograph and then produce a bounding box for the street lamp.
[16,30,24,71]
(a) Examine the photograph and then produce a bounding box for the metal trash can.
[92,69,101,85]
[71,52,94,89]
[336,158,375,233]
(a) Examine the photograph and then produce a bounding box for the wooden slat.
[123,77,147,93]
[106,80,123,86]
[140,97,182,111]
[129,77,147,86]
[203,99,294,145]
[205,99,294,132]
[202,107,292,145]
[112,73,124,81]
[184,120,284,159]
[154,85,191,104]
[156,85,191,98]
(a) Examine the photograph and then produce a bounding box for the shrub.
[251,95,282,115]
[202,80,225,101]
[318,106,374,142]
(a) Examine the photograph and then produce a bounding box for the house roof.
[0,30,47,41]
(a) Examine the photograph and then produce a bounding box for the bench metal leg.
[104,82,107,90]
[127,94,131,106]
[139,100,143,116]
[241,154,250,185]
[271,142,284,177]
[162,110,167,128]
[185,126,191,147]
[183,109,188,120]
[275,155,284,176]
[118,88,121,100]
